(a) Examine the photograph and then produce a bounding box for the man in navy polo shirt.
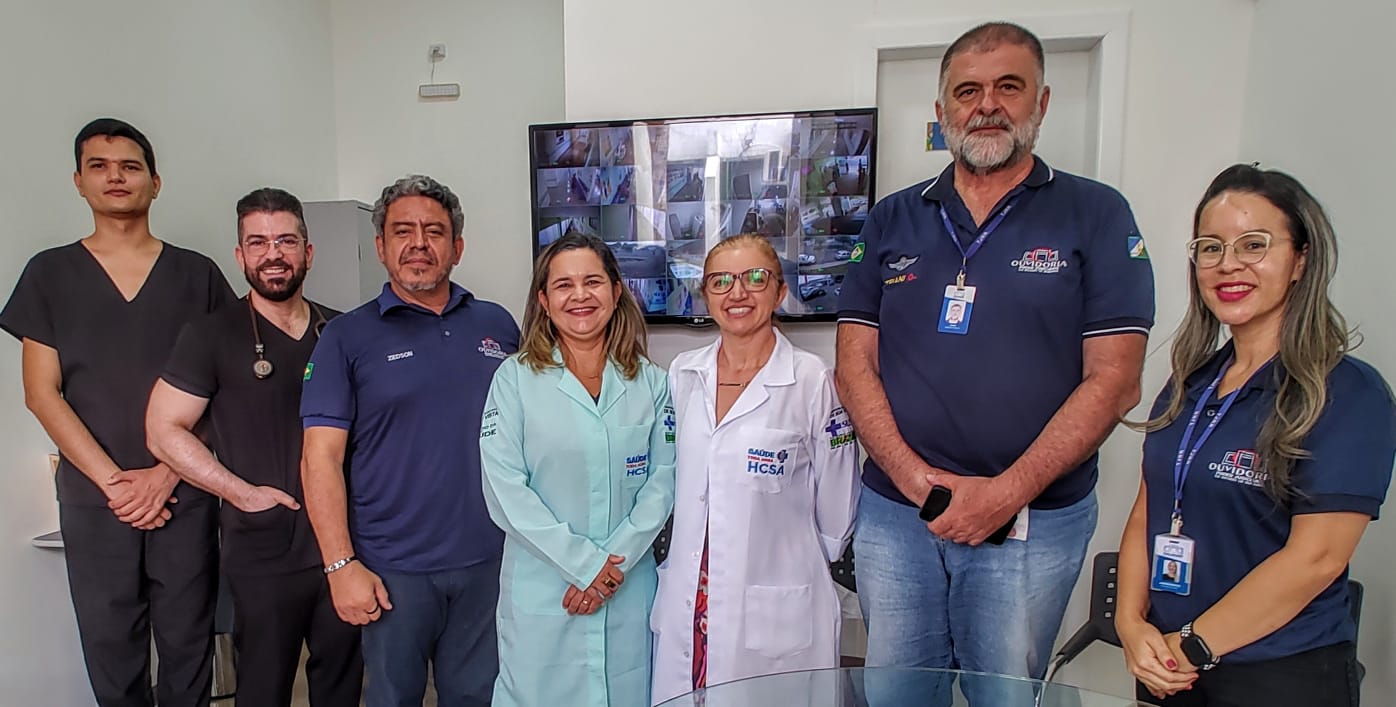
[835,22,1154,700]
[301,175,519,707]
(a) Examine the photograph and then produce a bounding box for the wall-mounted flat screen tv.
[529,108,877,324]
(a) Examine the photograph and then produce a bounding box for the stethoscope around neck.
[248,296,328,380]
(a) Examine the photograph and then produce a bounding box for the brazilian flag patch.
[303,362,315,382]
[850,242,865,263]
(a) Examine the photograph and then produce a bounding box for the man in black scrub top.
[146,187,362,707]
[0,118,234,706]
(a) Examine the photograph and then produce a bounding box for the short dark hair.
[74,118,157,176]
[236,187,308,240]
[372,174,466,238]
[939,22,1046,94]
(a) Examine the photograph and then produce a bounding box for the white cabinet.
[302,200,382,312]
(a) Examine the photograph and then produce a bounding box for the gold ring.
[603,578,617,589]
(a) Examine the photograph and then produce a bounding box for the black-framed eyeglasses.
[703,268,774,294]
[1187,232,1283,269]
[242,234,305,256]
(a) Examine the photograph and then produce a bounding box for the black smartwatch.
[1179,621,1219,671]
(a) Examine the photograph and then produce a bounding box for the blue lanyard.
[938,199,1017,287]
[1170,357,1243,533]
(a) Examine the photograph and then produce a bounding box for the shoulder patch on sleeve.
[850,242,865,263]
[825,406,856,449]
[481,406,500,440]
[1127,234,1149,260]
[662,404,676,444]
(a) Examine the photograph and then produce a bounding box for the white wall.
[875,48,1094,197]
[1241,1,1396,701]
[13,0,1389,702]
[329,0,566,318]
[564,0,1255,696]
[0,1,339,703]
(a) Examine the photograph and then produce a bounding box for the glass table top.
[656,667,1159,707]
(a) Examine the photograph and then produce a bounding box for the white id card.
[937,285,976,335]
[1150,534,1196,596]
[1005,507,1029,541]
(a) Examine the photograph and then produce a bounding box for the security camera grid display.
[530,109,876,322]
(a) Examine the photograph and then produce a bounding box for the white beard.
[943,104,1042,174]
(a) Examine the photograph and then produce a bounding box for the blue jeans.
[855,487,1097,707]
[362,561,500,707]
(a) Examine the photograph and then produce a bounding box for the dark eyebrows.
[551,272,606,286]
[952,73,1030,94]
[388,220,450,235]
[84,157,145,166]
[1197,228,1274,240]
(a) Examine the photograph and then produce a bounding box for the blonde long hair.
[1135,164,1350,501]
[518,233,649,379]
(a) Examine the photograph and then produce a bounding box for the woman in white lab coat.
[650,234,861,705]
[481,233,676,707]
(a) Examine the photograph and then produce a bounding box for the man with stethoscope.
[146,188,362,707]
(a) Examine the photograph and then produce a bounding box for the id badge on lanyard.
[1151,357,1242,596]
[936,201,1015,335]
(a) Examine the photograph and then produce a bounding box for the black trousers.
[60,499,219,707]
[225,566,364,707]
[1139,642,1360,707]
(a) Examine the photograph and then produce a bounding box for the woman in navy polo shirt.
[1115,164,1396,706]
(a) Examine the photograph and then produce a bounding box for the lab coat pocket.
[743,584,813,658]
[617,423,653,490]
[736,428,801,494]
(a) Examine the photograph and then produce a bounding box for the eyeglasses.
[1186,232,1285,269]
[703,268,774,294]
[242,235,305,256]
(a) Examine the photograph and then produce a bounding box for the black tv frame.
[528,107,878,326]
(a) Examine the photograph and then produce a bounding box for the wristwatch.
[1179,621,1219,671]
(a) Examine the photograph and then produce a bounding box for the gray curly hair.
[371,174,466,238]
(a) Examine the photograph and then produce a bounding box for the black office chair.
[1046,552,1366,686]
[1046,551,1122,683]
[652,515,673,565]
[830,543,857,593]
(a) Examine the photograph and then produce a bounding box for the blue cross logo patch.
[825,407,856,449]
